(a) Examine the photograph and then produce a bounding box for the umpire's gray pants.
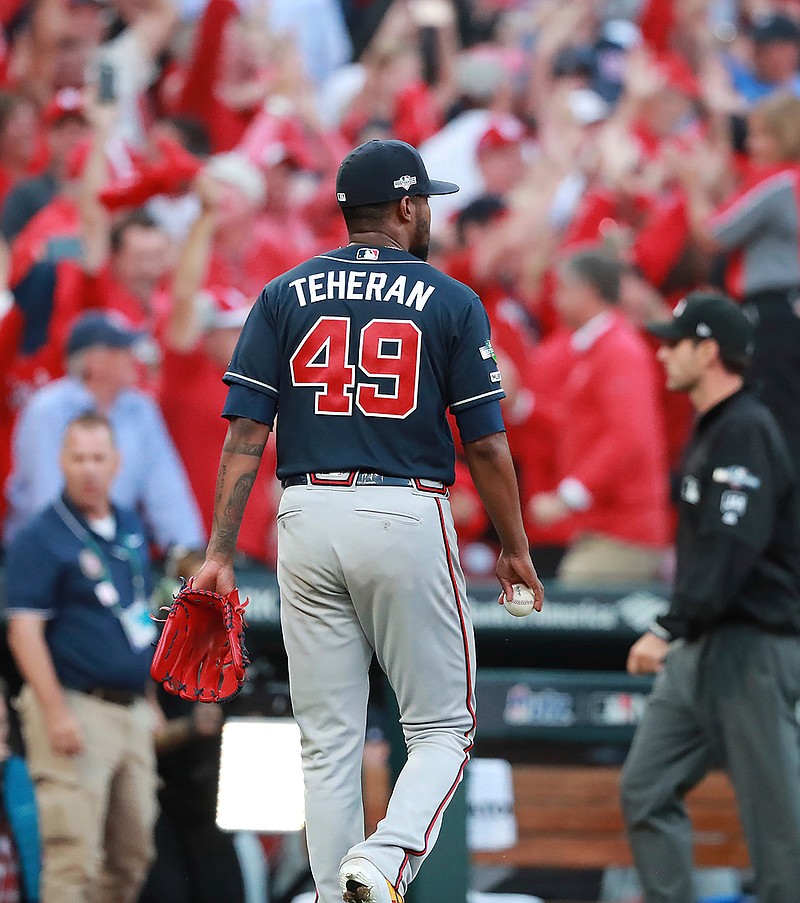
[277,485,476,903]
[620,625,800,903]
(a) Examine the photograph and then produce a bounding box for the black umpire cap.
[646,291,754,365]
[336,139,459,208]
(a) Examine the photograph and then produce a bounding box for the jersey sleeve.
[222,289,280,426]
[447,294,506,441]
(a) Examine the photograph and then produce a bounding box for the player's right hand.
[47,708,84,757]
[190,557,237,597]
[496,551,545,612]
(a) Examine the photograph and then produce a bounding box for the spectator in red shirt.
[1,88,89,245]
[0,91,39,207]
[160,172,278,564]
[69,207,172,335]
[64,97,173,352]
[202,151,308,299]
[529,248,670,586]
[475,118,528,201]
[339,0,458,151]
[165,0,269,153]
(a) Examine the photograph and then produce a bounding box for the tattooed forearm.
[223,418,270,457]
[222,438,266,457]
[224,471,256,524]
[210,470,257,556]
[214,463,228,507]
[208,419,270,558]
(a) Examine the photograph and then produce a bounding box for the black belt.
[83,687,143,706]
[282,472,448,495]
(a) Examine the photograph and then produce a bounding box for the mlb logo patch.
[356,247,380,261]
[393,174,417,191]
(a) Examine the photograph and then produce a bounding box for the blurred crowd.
[1,0,800,582]
[0,2,799,900]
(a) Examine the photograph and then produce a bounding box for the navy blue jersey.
[222,245,505,484]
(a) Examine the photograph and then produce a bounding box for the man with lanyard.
[5,412,159,903]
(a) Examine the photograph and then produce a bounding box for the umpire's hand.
[627,632,670,675]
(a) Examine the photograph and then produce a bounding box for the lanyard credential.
[54,497,148,615]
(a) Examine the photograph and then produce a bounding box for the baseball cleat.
[339,857,404,903]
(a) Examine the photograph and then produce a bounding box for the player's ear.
[398,196,414,223]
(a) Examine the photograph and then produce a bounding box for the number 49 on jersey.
[290,316,421,419]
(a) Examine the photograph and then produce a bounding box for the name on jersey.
[289,271,435,311]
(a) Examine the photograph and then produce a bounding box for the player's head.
[335,140,459,261]
[647,291,754,393]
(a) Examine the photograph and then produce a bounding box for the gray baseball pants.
[620,625,800,903]
[277,484,476,903]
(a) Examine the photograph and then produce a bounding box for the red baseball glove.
[150,580,249,703]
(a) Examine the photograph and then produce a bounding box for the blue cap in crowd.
[335,140,459,208]
[66,311,144,356]
[751,14,800,44]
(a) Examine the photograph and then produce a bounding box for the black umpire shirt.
[657,388,800,640]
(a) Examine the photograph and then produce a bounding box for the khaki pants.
[557,533,664,587]
[18,686,158,903]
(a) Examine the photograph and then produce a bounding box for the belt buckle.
[309,471,358,490]
[356,473,384,486]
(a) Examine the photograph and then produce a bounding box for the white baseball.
[503,583,536,617]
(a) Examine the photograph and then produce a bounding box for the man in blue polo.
[5,412,158,903]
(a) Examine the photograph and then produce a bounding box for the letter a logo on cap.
[393,174,417,191]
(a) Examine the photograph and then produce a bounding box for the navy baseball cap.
[67,311,144,356]
[336,140,459,208]
[646,292,754,364]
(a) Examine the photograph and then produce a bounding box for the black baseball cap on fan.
[335,140,459,208]
[646,291,754,365]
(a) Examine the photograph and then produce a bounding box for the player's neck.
[348,231,407,252]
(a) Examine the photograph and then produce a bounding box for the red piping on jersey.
[393,496,476,891]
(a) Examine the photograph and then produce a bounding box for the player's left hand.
[627,632,670,675]
[496,550,545,612]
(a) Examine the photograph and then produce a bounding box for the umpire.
[620,292,800,903]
